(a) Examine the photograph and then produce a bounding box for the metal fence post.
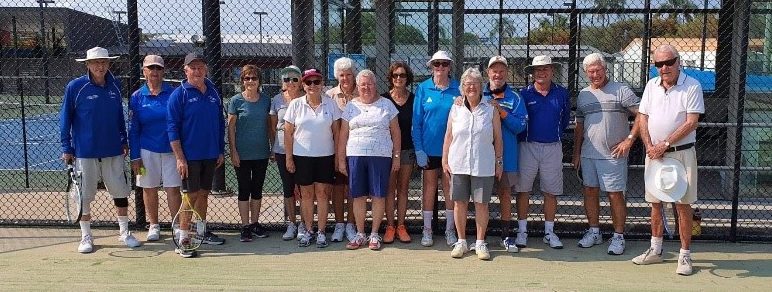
[127,0,145,227]
[729,0,751,243]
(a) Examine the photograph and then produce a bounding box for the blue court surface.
[1,111,68,172]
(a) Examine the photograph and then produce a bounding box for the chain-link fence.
[0,0,770,241]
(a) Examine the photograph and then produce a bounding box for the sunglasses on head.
[654,57,678,68]
[391,73,408,79]
[146,65,164,71]
[304,79,322,86]
[242,76,259,81]
[432,61,450,68]
[283,77,299,83]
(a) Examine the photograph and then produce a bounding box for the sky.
[1,0,720,38]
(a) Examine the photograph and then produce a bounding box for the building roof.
[623,38,765,53]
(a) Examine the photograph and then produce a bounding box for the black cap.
[184,52,206,66]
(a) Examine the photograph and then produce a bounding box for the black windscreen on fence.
[0,0,770,242]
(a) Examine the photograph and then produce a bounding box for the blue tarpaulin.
[649,67,772,93]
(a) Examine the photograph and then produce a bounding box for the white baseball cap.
[487,56,508,68]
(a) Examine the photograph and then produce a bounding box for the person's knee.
[113,197,129,208]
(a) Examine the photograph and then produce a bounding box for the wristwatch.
[664,140,671,147]
[393,153,400,158]
[626,134,634,140]
[496,160,503,166]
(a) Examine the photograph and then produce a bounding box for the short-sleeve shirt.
[269,93,293,154]
[326,86,359,111]
[283,95,342,157]
[639,71,705,146]
[342,97,399,157]
[227,93,271,160]
[575,82,640,159]
[381,91,415,151]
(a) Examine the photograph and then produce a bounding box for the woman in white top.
[442,68,503,260]
[336,70,401,250]
[283,68,342,248]
[270,65,305,240]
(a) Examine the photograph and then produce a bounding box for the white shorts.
[136,149,182,188]
[77,156,131,205]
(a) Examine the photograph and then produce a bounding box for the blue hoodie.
[59,71,127,158]
[411,78,461,156]
[167,79,225,161]
[128,82,176,160]
[483,83,528,172]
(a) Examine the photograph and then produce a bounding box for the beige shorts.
[644,147,698,204]
[515,142,563,195]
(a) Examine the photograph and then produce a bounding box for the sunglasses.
[242,76,259,81]
[391,73,408,79]
[146,65,164,71]
[283,77,299,83]
[654,57,678,68]
[432,62,450,68]
[304,79,322,86]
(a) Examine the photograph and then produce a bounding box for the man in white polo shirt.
[632,44,704,276]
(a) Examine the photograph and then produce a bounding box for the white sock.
[423,211,433,229]
[118,216,129,235]
[518,219,527,233]
[475,239,485,247]
[544,221,555,234]
[651,237,664,254]
[79,221,91,238]
[149,223,160,229]
[590,227,600,234]
[445,210,455,231]
[679,248,690,257]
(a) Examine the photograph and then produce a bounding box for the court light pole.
[37,0,54,104]
[253,11,268,43]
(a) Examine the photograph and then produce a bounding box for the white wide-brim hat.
[76,47,119,62]
[524,55,559,73]
[426,50,453,67]
[644,157,688,202]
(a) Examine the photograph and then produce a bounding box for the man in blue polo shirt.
[60,47,140,253]
[483,56,528,253]
[514,55,571,249]
[168,53,226,256]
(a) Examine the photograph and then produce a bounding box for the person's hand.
[391,158,400,172]
[442,160,451,177]
[286,157,296,173]
[131,159,144,174]
[495,164,503,180]
[611,139,633,159]
[216,154,225,168]
[453,96,464,106]
[269,153,275,162]
[337,157,348,176]
[176,158,188,179]
[122,145,129,157]
[230,151,240,168]
[572,155,581,171]
[415,150,428,168]
[61,153,74,165]
[647,142,668,160]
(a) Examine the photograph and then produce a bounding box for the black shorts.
[294,155,335,186]
[183,159,217,193]
[425,156,442,170]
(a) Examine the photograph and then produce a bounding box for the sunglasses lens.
[655,58,677,68]
[392,73,407,79]
[433,62,449,68]
[284,77,299,83]
[304,80,321,85]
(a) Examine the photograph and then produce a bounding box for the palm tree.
[659,0,699,24]
[592,0,626,26]
[488,17,517,44]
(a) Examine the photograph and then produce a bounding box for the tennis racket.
[171,191,204,253]
[575,164,583,185]
[64,163,83,224]
[661,202,678,239]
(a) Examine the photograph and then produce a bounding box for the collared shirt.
[483,83,528,172]
[283,95,342,157]
[326,85,358,111]
[448,97,496,176]
[576,81,640,159]
[269,93,292,154]
[412,78,461,156]
[342,98,399,157]
[518,83,571,143]
[167,78,225,161]
[228,92,271,160]
[128,82,175,160]
[59,71,126,158]
[639,70,704,146]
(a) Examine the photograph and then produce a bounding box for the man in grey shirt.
[572,53,640,255]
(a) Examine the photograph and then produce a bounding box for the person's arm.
[336,120,349,176]
[441,109,454,176]
[411,85,425,154]
[389,117,401,172]
[284,121,296,173]
[572,121,584,169]
[492,109,503,179]
[648,113,699,160]
[499,93,528,135]
[59,82,76,163]
[560,91,571,133]
[217,99,225,168]
[167,89,187,178]
[227,113,239,167]
[128,93,143,173]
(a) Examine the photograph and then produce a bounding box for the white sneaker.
[578,229,602,248]
[420,227,434,247]
[515,232,528,248]
[676,253,693,276]
[345,223,357,242]
[146,224,161,241]
[450,240,468,258]
[501,237,519,253]
[632,248,663,265]
[445,229,458,246]
[119,232,142,248]
[543,233,563,249]
[607,234,626,255]
[296,223,307,240]
[282,223,297,241]
[476,242,491,260]
[78,234,94,253]
[331,223,346,242]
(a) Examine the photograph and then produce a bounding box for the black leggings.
[274,153,296,198]
[235,159,269,201]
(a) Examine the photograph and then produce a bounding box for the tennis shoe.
[607,234,626,255]
[515,232,528,248]
[298,231,312,247]
[450,240,468,258]
[202,231,225,245]
[282,223,297,241]
[346,233,367,250]
[316,233,328,248]
[445,229,458,246]
[578,229,603,248]
[543,233,563,249]
[476,242,491,260]
[420,227,434,247]
[345,223,357,242]
[119,232,141,248]
[331,223,345,242]
[501,237,519,253]
[78,234,93,253]
[297,223,308,240]
[632,248,664,265]
[676,254,693,276]
[146,224,161,241]
[368,234,383,250]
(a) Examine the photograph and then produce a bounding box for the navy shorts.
[347,156,392,198]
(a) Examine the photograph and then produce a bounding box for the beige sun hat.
[524,55,560,73]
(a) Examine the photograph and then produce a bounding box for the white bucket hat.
[426,50,453,67]
[524,55,559,73]
[76,47,119,62]
[644,157,688,202]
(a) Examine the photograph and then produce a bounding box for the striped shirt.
[575,81,640,159]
